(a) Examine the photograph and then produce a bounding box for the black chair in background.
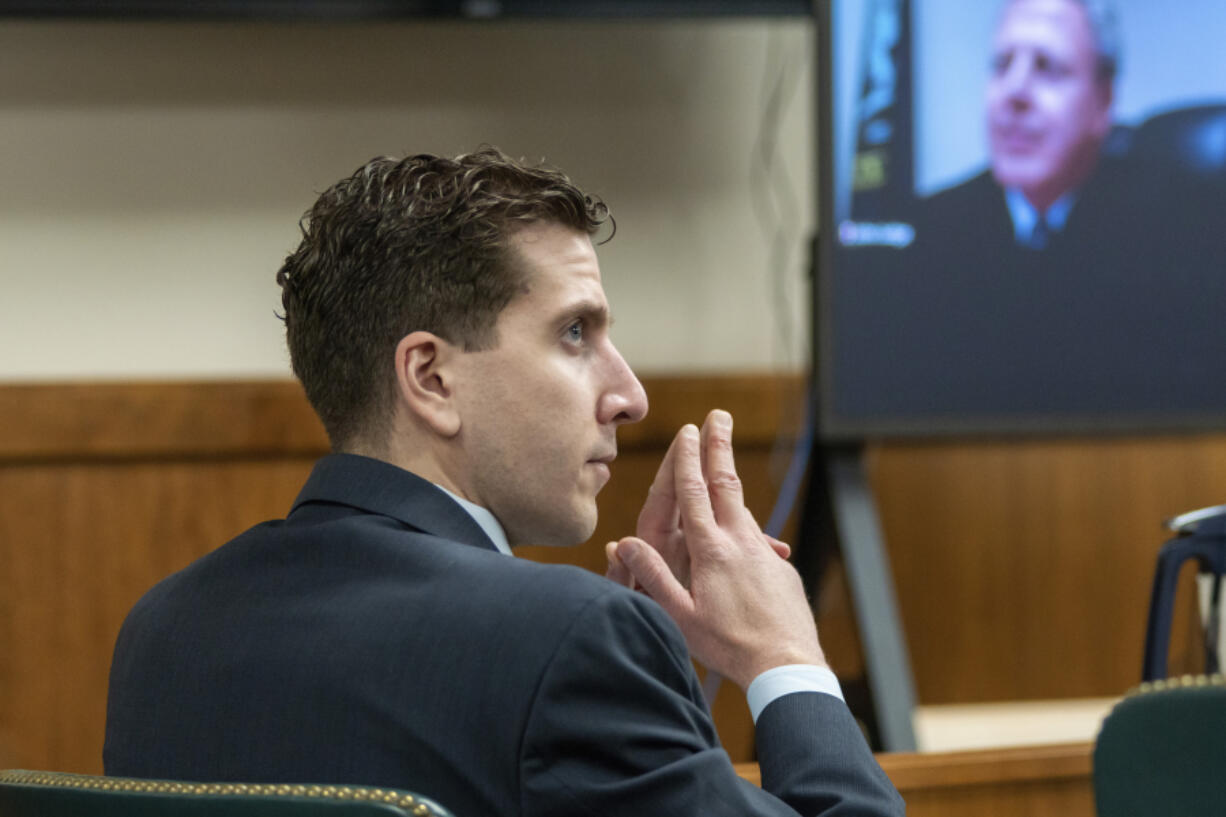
[1098,507,1226,815]
[1129,103,1226,177]
[1141,504,1226,682]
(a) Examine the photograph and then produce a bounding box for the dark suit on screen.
[833,152,1226,424]
[104,454,903,817]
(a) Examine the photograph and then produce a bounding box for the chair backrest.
[1093,674,1226,817]
[1130,104,1226,176]
[0,770,455,817]
[1140,523,1226,681]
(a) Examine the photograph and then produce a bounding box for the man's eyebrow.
[561,300,611,327]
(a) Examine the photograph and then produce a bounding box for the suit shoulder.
[470,553,668,623]
[912,170,1013,251]
[920,169,1000,211]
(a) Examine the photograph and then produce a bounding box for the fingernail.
[618,539,639,560]
[713,409,732,430]
[682,424,699,441]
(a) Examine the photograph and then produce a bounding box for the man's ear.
[394,331,462,438]
[1094,81,1115,137]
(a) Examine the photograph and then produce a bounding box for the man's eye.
[566,321,584,343]
[1033,54,1069,79]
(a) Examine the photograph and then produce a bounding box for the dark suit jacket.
[105,454,903,817]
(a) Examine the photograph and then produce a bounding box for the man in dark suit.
[104,148,904,817]
[931,0,1121,250]
[843,0,1224,420]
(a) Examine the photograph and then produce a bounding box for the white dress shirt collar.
[1004,187,1076,246]
[436,486,512,556]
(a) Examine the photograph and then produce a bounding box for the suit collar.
[291,453,500,554]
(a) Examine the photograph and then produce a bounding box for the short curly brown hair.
[276,147,611,451]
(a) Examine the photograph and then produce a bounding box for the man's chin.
[990,160,1043,191]
[508,507,598,549]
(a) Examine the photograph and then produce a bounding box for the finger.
[766,535,792,559]
[614,537,693,618]
[605,541,635,588]
[637,427,684,538]
[671,424,717,532]
[701,409,746,525]
[699,412,714,485]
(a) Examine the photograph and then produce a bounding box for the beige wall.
[0,18,814,380]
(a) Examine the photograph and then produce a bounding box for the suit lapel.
[291,453,501,553]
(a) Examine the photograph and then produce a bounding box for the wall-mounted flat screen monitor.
[0,1,810,19]
[818,0,1226,438]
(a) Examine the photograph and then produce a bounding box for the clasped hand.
[605,409,826,690]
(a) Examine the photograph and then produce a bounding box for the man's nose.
[598,345,648,427]
[1001,55,1035,101]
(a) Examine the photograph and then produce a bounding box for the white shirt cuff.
[745,664,844,723]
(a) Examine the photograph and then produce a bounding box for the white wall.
[0,18,814,381]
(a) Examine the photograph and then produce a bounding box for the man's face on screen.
[986,0,1112,212]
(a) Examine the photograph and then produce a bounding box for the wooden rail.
[737,742,1095,817]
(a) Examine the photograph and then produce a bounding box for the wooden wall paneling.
[0,382,326,460]
[2,376,1222,776]
[873,437,1218,703]
[0,376,808,773]
[0,459,317,775]
[0,382,332,772]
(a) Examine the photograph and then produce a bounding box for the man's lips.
[588,450,617,465]
[587,453,616,482]
[992,122,1042,154]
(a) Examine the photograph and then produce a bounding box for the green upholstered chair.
[0,770,454,817]
[1093,674,1226,817]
